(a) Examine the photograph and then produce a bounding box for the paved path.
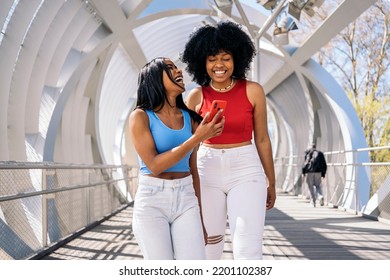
[41,193,390,260]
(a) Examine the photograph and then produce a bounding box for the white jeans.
[132,175,206,260]
[197,144,267,260]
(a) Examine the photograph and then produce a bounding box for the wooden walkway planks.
[263,193,390,260]
[41,193,390,260]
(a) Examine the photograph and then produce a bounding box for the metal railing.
[274,146,390,219]
[0,162,138,260]
[1,146,389,259]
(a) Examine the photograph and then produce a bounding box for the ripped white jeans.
[197,144,267,260]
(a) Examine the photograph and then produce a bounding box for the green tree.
[376,117,390,162]
[316,0,390,158]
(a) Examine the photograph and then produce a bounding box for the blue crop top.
[138,109,193,175]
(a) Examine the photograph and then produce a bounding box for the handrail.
[0,177,129,203]
[273,145,390,216]
[274,145,390,160]
[0,161,134,169]
[0,162,139,259]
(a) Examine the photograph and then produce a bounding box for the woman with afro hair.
[181,21,276,260]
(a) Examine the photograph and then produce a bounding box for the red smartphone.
[208,100,227,123]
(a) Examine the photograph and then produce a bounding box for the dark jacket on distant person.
[302,148,327,177]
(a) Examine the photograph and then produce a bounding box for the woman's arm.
[129,108,223,176]
[185,87,203,112]
[189,133,207,244]
[247,81,276,210]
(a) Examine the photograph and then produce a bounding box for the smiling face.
[162,58,185,93]
[206,50,234,85]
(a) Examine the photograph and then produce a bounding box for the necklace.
[210,78,234,92]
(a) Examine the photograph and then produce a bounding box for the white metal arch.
[0,0,377,210]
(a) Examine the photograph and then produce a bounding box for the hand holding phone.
[208,100,227,123]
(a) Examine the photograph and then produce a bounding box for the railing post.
[87,169,92,225]
[41,168,55,247]
[42,169,48,247]
[354,150,359,214]
[109,168,114,212]
[125,166,130,202]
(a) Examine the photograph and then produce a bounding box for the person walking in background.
[181,21,276,260]
[302,143,327,207]
[129,57,225,259]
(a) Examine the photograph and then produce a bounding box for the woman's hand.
[266,186,276,210]
[194,110,225,141]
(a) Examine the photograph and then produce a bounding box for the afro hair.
[181,21,255,86]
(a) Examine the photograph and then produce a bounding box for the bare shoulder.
[246,80,265,94]
[130,108,146,118]
[186,86,203,112]
[129,108,148,125]
[246,80,266,104]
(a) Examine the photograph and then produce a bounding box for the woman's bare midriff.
[145,172,191,180]
[202,140,252,149]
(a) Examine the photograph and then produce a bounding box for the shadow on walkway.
[41,193,390,260]
[264,194,390,260]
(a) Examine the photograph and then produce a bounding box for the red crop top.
[199,79,254,144]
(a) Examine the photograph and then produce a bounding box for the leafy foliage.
[315,0,390,161]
